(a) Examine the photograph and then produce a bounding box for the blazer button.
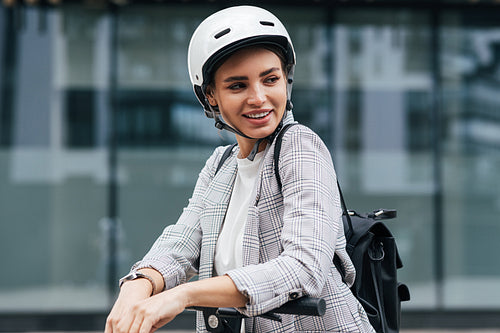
[289,292,299,300]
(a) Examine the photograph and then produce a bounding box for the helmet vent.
[214,28,231,39]
[260,21,275,27]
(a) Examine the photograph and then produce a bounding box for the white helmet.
[188,5,296,118]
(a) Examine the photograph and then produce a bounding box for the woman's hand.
[106,268,168,333]
[105,274,247,333]
[106,283,186,333]
[105,279,187,333]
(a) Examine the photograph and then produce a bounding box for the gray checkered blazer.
[133,113,375,332]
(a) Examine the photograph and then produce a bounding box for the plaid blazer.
[133,113,375,332]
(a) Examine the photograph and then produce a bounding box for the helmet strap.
[211,108,254,140]
[247,138,265,161]
[213,113,260,161]
[209,104,291,161]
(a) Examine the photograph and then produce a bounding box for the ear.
[205,87,217,107]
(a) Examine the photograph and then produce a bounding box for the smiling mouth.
[244,111,271,119]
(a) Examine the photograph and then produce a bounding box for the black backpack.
[216,123,410,333]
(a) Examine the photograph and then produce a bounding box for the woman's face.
[207,47,287,144]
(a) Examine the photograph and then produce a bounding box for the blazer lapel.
[199,153,237,279]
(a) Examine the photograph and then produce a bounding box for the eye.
[228,82,246,90]
[265,75,280,84]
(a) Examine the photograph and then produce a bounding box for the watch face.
[119,272,136,287]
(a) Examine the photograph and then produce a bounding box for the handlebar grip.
[188,296,326,318]
[272,296,326,316]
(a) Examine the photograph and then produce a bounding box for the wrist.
[173,283,193,309]
[119,271,157,296]
[119,278,153,298]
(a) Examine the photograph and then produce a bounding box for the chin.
[252,128,276,139]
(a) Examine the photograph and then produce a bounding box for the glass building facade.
[0,1,499,330]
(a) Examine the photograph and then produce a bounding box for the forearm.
[120,270,247,307]
[176,275,248,309]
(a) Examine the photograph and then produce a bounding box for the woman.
[105,5,375,333]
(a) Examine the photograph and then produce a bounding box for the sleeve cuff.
[132,259,186,291]
[226,267,303,317]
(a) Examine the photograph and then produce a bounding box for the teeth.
[246,111,270,119]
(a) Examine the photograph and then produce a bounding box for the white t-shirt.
[214,150,264,276]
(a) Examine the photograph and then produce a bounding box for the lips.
[243,109,273,120]
[243,110,272,119]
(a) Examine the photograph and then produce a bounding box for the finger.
[106,310,122,333]
[150,316,174,333]
[104,317,113,333]
[116,308,136,333]
[129,314,145,333]
[139,316,154,333]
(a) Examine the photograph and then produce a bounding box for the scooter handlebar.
[189,296,326,318]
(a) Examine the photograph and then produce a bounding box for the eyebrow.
[223,67,281,82]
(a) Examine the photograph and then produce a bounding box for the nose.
[247,83,266,106]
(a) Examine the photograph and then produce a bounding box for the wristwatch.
[119,271,157,296]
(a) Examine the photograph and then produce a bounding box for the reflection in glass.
[441,12,500,308]
[334,9,435,308]
[0,6,109,312]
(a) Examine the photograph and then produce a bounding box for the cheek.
[275,80,287,96]
[273,85,288,106]
[216,97,238,120]
[218,93,242,110]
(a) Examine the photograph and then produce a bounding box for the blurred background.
[0,0,499,331]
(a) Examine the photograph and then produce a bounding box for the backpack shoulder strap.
[273,124,350,225]
[274,123,298,189]
[215,143,237,175]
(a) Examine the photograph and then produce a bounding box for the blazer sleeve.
[131,146,225,290]
[226,125,343,316]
